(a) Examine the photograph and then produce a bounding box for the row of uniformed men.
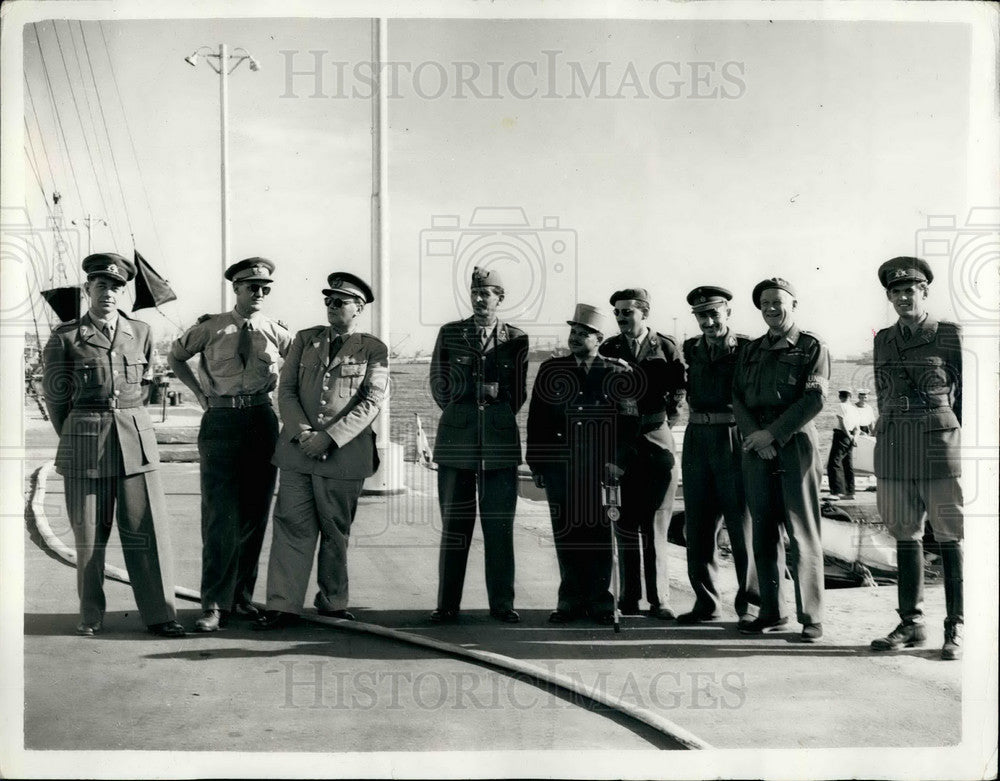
[44,253,962,659]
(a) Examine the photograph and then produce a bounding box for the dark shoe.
[317,608,355,620]
[76,620,102,637]
[592,611,615,626]
[677,609,721,624]
[840,494,856,501]
[548,609,577,624]
[871,621,927,651]
[194,609,228,633]
[429,608,459,624]
[231,601,263,620]
[618,602,642,616]
[489,608,521,624]
[252,610,299,631]
[738,615,790,635]
[736,614,757,631]
[798,623,823,643]
[941,621,963,661]
[147,620,186,638]
[649,606,676,620]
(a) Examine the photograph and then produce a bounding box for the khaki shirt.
[171,310,291,397]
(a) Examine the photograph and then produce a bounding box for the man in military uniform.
[42,253,185,638]
[168,257,291,632]
[677,286,759,628]
[429,266,529,624]
[733,278,830,642]
[854,389,877,435]
[254,273,389,630]
[869,257,963,661]
[527,304,638,625]
[826,389,860,500]
[598,288,685,619]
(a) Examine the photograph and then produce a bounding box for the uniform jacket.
[526,355,639,476]
[598,330,685,452]
[430,317,529,470]
[42,311,159,478]
[170,309,291,397]
[872,316,962,480]
[272,326,389,479]
[732,325,831,446]
[682,331,750,413]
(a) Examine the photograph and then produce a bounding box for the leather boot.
[872,540,926,651]
[940,540,963,661]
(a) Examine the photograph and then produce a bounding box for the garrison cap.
[470,266,504,293]
[838,388,852,398]
[751,277,796,309]
[567,303,609,335]
[225,257,275,284]
[323,271,374,303]
[878,256,933,288]
[687,285,733,313]
[609,288,650,306]
[83,252,135,284]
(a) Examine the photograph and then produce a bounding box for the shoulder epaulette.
[54,319,79,332]
[655,332,677,345]
[276,319,289,330]
[196,313,213,325]
[798,329,824,345]
[735,333,751,341]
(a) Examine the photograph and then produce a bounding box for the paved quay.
[16,402,977,769]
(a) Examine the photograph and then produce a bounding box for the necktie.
[576,361,589,391]
[901,325,912,341]
[238,321,253,367]
[102,323,113,341]
[328,334,343,363]
[479,327,491,351]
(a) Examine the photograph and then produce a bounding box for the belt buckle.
[235,395,249,409]
[699,412,711,424]
[898,395,909,412]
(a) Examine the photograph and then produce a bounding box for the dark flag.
[41,286,82,323]
[132,250,177,311]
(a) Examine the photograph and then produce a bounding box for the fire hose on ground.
[25,460,712,751]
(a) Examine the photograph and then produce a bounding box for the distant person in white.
[854,389,877,435]
[826,389,859,500]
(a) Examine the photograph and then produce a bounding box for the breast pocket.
[76,360,105,388]
[123,354,147,384]
[776,353,807,388]
[206,339,242,378]
[339,363,367,397]
[910,356,951,395]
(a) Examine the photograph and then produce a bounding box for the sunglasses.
[324,296,357,308]
[246,284,271,296]
[613,308,636,317]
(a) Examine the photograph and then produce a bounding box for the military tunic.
[681,331,760,619]
[43,311,177,626]
[526,356,639,616]
[599,329,685,612]
[265,326,389,613]
[732,325,830,626]
[873,317,963,542]
[430,317,529,613]
[171,310,291,612]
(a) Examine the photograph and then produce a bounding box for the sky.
[17,14,984,358]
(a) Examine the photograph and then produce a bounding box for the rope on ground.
[26,461,711,751]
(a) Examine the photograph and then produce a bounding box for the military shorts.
[876,476,964,542]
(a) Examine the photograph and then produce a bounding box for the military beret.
[878,256,933,288]
[838,389,852,397]
[470,266,504,292]
[751,277,796,309]
[83,252,135,284]
[225,257,275,284]
[323,271,374,303]
[857,388,870,396]
[566,303,609,334]
[609,288,650,306]
[686,285,733,313]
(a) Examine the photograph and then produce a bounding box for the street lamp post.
[184,44,260,312]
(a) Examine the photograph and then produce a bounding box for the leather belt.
[882,396,949,413]
[687,411,736,425]
[74,400,142,411]
[208,393,272,409]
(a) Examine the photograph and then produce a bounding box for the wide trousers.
[265,470,365,613]
[826,429,855,496]
[742,429,824,626]
[617,439,676,609]
[436,465,518,612]
[681,423,759,618]
[198,406,279,610]
[542,466,614,615]
[64,470,177,626]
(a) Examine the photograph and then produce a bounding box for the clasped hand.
[298,429,334,460]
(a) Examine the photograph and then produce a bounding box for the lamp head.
[248,56,260,72]
[184,53,198,67]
